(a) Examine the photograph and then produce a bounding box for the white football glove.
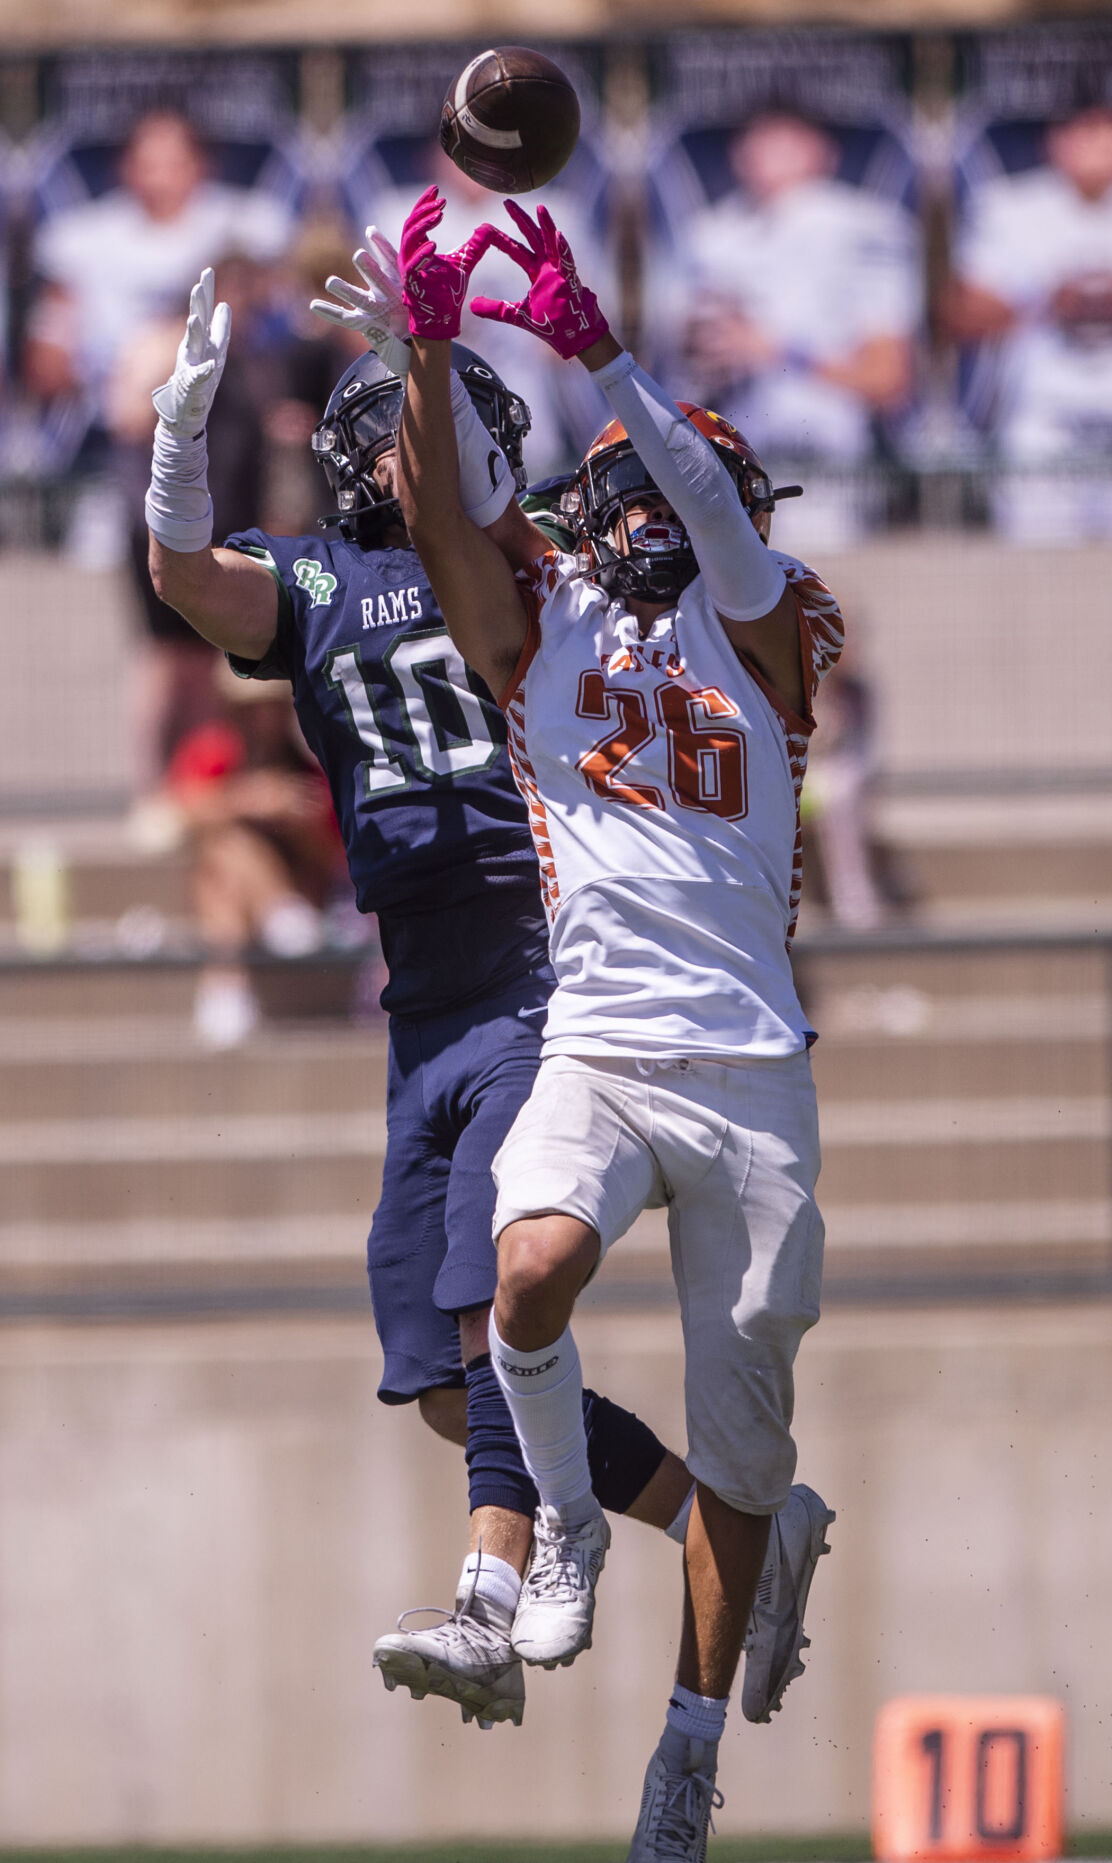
[152,268,231,437]
[310,226,412,376]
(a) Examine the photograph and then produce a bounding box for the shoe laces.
[394,1554,506,1660]
[653,1764,724,1859]
[527,1509,598,1601]
[394,1601,505,1660]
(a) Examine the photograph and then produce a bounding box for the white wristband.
[593,350,785,623]
[450,372,515,530]
[145,422,214,552]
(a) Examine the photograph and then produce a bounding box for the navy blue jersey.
[224,527,549,1019]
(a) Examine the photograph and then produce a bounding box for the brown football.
[440,47,580,195]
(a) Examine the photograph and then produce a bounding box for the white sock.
[460,1549,521,1623]
[666,1682,728,1746]
[488,1316,596,1515]
[665,1481,696,1545]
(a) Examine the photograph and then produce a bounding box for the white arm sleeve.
[591,349,786,623]
[144,423,213,552]
[449,371,516,531]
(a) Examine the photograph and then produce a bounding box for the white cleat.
[373,1581,524,1730]
[626,1728,723,1862]
[742,1481,835,1724]
[511,1502,611,1668]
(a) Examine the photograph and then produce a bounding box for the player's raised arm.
[392,188,534,700]
[145,269,278,661]
[471,204,806,713]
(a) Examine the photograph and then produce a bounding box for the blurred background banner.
[0,11,1109,1853]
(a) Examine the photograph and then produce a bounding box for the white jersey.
[501,550,844,1059]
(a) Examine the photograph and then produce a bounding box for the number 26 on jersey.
[575,672,748,821]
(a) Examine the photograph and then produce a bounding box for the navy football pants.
[365,970,667,1518]
[367,969,550,1404]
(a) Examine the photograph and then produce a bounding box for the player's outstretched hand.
[152,269,231,438]
[398,185,498,342]
[311,226,413,375]
[470,201,609,361]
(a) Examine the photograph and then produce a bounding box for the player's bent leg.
[374,1311,533,1731]
[679,1482,770,1701]
[489,1234,612,1670]
[493,1213,601,1349]
[490,1060,663,1671]
[417,1383,467,1446]
[668,1051,831,1723]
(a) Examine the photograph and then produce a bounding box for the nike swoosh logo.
[517,1004,547,1019]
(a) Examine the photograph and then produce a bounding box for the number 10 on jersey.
[873,1697,1064,1863]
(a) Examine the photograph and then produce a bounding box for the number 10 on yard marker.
[873,1696,1064,1861]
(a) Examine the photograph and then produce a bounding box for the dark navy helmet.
[311,345,532,546]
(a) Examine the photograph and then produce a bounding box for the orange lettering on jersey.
[603,645,686,679]
[575,670,664,809]
[656,683,748,821]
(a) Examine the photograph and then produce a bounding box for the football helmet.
[312,345,531,545]
[564,404,802,604]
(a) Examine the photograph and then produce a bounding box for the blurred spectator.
[108,255,274,792]
[948,102,1112,542]
[162,670,344,1048]
[24,109,292,564]
[674,110,918,548]
[259,216,369,535]
[369,143,613,476]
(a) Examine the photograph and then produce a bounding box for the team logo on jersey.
[293,558,338,607]
[361,586,424,629]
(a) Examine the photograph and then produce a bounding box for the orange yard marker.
[873,1696,1064,1862]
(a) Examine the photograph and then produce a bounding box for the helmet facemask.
[312,347,532,549]
[575,442,698,604]
[312,375,407,547]
[567,406,802,603]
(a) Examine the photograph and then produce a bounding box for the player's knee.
[496,1220,596,1318]
[417,1383,467,1447]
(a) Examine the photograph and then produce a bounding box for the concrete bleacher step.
[0,1021,385,1120]
[0,1106,385,1224]
[0,957,364,1021]
[0,803,1107,1301]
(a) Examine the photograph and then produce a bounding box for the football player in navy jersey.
[143,263,702,1734]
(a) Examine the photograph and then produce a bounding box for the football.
[440,47,580,195]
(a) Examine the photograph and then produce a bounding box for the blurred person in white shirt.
[25,110,292,565]
[949,101,1112,542]
[675,110,918,549]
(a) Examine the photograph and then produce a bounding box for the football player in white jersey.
[392,188,841,1860]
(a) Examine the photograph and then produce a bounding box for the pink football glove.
[398,185,496,341]
[470,202,610,361]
